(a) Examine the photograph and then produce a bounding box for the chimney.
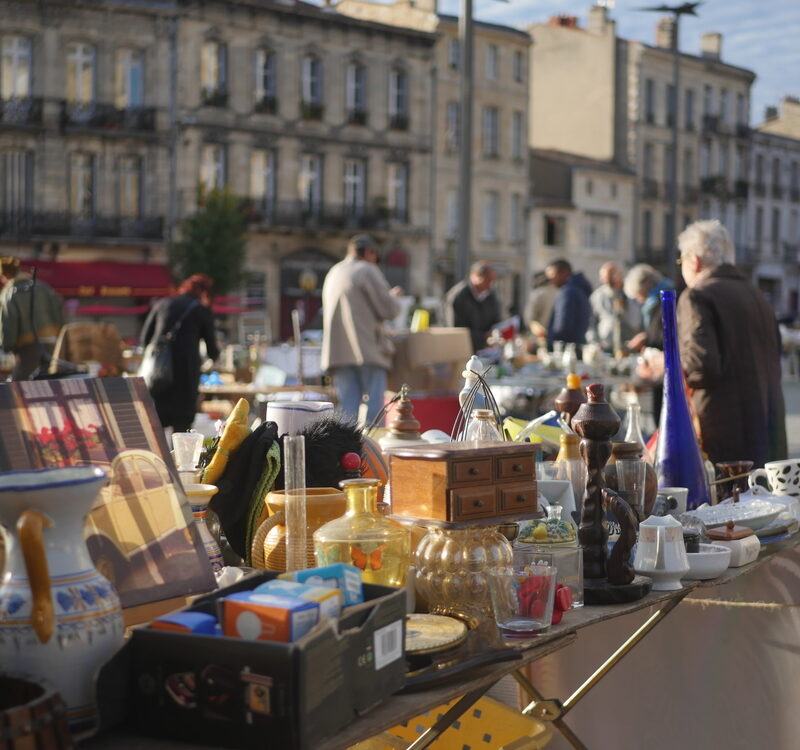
[655,17,675,49]
[765,106,778,121]
[548,14,579,29]
[700,32,722,60]
[587,5,609,35]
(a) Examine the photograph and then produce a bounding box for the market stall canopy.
[75,303,152,316]
[20,260,174,298]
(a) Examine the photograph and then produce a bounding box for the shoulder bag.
[138,300,200,396]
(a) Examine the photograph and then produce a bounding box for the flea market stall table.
[82,536,800,750]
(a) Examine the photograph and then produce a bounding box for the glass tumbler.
[615,456,647,520]
[172,431,204,471]
[515,545,583,608]
[488,560,557,637]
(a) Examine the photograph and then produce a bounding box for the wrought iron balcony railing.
[60,101,156,132]
[0,212,164,240]
[0,96,43,126]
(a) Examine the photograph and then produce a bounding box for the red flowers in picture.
[34,422,104,467]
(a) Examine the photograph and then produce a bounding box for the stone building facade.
[336,0,531,311]
[0,0,436,340]
[528,6,755,274]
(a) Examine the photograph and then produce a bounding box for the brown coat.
[320,257,401,372]
[677,264,787,467]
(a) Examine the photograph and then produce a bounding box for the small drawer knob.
[468,467,479,475]
[512,464,522,472]
[516,494,527,503]
[473,499,484,507]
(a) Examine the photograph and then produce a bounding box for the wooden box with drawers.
[388,441,538,526]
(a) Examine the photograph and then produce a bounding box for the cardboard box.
[97,571,406,750]
[388,328,472,393]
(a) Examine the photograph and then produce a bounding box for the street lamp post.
[455,0,474,284]
[637,2,700,275]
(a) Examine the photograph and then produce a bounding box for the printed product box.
[222,591,320,642]
[96,570,406,750]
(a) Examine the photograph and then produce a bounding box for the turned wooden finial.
[388,385,421,439]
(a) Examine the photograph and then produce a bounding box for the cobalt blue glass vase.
[655,289,712,510]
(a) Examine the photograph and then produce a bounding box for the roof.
[437,13,531,42]
[531,148,635,177]
[639,42,756,82]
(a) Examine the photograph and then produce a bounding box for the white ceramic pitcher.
[0,466,125,738]
[633,514,689,591]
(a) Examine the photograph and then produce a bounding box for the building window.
[543,214,565,247]
[754,205,763,243]
[610,183,618,199]
[700,139,711,177]
[251,149,276,216]
[643,142,654,179]
[719,88,729,124]
[388,68,408,129]
[513,50,524,83]
[485,44,499,81]
[69,152,95,219]
[255,49,277,113]
[115,49,143,110]
[301,55,323,118]
[299,154,322,215]
[445,101,460,152]
[772,157,781,190]
[201,40,226,106]
[510,192,523,243]
[755,153,764,186]
[448,39,460,70]
[644,78,655,124]
[703,84,713,115]
[642,209,652,250]
[0,150,32,217]
[584,212,619,252]
[66,43,95,104]
[684,88,694,130]
[200,144,225,190]
[343,159,366,218]
[734,205,745,247]
[118,155,141,219]
[482,106,499,158]
[446,189,458,239]
[683,149,693,186]
[736,93,747,125]
[511,110,523,160]
[388,162,409,222]
[663,146,674,190]
[791,161,799,193]
[345,63,367,124]
[772,207,781,252]
[735,146,745,180]
[719,143,728,179]
[666,84,676,127]
[791,209,798,242]
[1,36,32,98]
[481,191,499,241]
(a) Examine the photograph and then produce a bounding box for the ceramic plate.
[683,499,783,531]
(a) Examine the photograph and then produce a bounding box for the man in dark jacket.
[445,261,501,353]
[677,220,787,467]
[545,259,592,349]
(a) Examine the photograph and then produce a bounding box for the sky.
[437,0,800,126]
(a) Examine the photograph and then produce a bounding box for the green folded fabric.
[244,440,281,566]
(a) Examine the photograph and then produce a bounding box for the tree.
[168,184,247,296]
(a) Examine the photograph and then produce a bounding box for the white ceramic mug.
[748,459,800,498]
[657,486,688,518]
[266,400,334,436]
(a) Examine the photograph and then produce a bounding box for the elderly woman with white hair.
[677,219,787,467]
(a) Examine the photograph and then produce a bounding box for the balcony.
[346,109,368,126]
[736,245,759,266]
[772,184,784,200]
[0,96,43,127]
[736,123,750,138]
[784,242,800,265]
[734,180,749,199]
[300,100,324,121]
[60,102,156,133]
[702,114,719,133]
[700,175,728,197]
[641,178,659,200]
[244,200,406,232]
[754,182,766,197]
[662,182,676,201]
[0,212,164,241]
[682,185,699,203]
[254,96,278,115]
[201,87,228,108]
[389,113,409,131]
[791,188,800,203]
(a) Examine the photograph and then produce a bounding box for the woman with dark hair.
[140,274,220,431]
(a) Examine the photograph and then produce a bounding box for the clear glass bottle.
[623,402,653,463]
[465,408,502,442]
[313,478,410,587]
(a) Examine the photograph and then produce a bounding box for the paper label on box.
[373,620,403,670]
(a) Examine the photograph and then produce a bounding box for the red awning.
[75,303,152,316]
[21,260,174,298]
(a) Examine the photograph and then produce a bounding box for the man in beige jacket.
[321,235,402,424]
